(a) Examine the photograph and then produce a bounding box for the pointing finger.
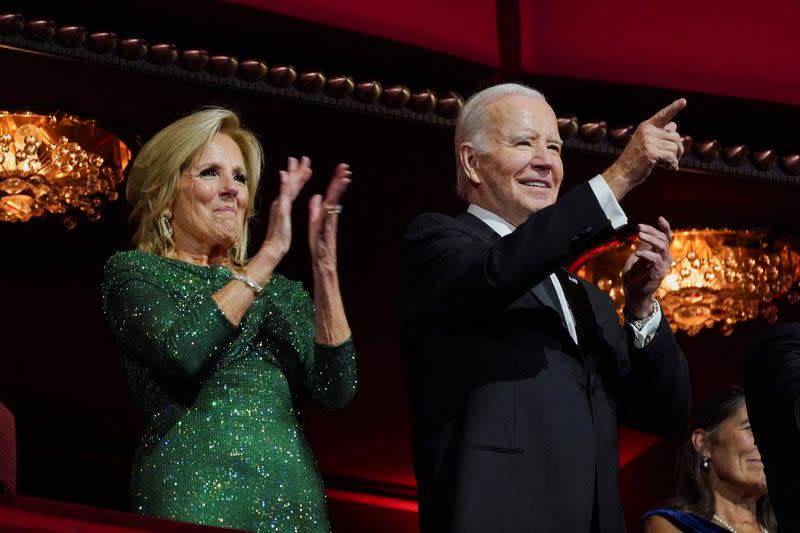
[646,98,687,128]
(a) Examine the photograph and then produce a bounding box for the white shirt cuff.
[627,301,662,348]
[589,175,627,230]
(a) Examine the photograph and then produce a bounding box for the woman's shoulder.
[642,512,683,532]
[101,251,156,308]
[106,249,161,268]
[102,249,191,291]
[104,249,162,278]
[104,249,146,275]
[641,514,681,533]
[642,508,720,533]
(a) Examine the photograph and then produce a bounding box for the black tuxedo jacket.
[744,322,800,532]
[399,183,690,533]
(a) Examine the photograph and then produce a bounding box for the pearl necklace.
[712,514,768,533]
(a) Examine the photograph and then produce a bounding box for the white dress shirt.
[467,175,661,348]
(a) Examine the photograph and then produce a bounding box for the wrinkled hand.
[604,99,687,200]
[260,156,313,261]
[309,163,352,275]
[622,216,673,319]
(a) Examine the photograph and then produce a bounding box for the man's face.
[468,94,564,226]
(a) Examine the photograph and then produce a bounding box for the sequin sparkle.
[101,250,357,532]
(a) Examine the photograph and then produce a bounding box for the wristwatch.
[624,298,659,330]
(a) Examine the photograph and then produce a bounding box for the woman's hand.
[308,163,352,275]
[257,156,313,264]
[218,157,312,326]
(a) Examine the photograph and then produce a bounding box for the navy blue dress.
[642,509,731,532]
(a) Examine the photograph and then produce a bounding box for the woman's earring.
[702,456,710,470]
[162,213,174,238]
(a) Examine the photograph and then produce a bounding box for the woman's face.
[170,133,249,258]
[708,404,767,496]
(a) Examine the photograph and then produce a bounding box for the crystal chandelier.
[573,228,800,336]
[0,111,131,229]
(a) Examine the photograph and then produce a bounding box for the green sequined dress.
[101,250,357,532]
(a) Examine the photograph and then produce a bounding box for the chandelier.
[573,228,800,336]
[0,111,131,229]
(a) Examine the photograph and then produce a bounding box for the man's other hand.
[621,216,673,319]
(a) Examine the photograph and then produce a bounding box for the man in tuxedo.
[744,323,800,531]
[399,83,691,532]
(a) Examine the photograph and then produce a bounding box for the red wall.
[227,0,800,105]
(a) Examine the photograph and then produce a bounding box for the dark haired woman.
[642,387,776,533]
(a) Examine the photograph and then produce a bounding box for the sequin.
[101,250,357,532]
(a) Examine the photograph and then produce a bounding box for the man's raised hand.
[603,98,687,200]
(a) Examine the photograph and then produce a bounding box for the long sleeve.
[286,281,357,409]
[402,182,617,320]
[587,175,627,229]
[307,341,357,409]
[106,252,350,531]
[625,302,663,349]
[617,315,691,435]
[102,252,236,382]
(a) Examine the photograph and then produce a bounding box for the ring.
[324,204,343,215]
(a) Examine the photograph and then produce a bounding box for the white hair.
[454,83,546,201]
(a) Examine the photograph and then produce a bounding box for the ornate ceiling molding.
[558,117,800,187]
[0,14,462,128]
[2,12,799,186]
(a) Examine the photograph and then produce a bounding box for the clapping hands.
[258,157,351,271]
[309,163,352,274]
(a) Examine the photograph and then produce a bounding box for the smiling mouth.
[518,179,551,188]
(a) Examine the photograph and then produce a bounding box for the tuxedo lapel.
[530,280,561,316]
[456,212,564,317]
[556,268,596,344]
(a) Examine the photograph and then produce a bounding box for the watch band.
[625,298,659,330]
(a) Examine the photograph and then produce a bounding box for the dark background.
[1,1,799,531]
